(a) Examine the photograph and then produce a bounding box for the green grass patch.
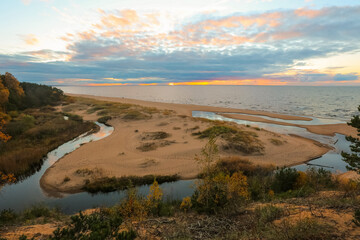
[83,174,180,193]
[193,125,264,154]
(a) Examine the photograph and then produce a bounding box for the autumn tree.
[192,137,249,214]
[342,105,360,172]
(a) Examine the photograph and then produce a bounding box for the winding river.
[0,113,353,214]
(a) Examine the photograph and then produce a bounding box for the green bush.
[83,175,179,193]
[305,168,335,190]
[272,167,299,193]
[49,211,136,240]
[353,209,360,226]
[97,116,112,125]
[255,205,284,225]
[0,209,17,225]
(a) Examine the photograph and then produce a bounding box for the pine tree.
[342,106,360,172]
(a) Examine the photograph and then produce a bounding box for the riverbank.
[40,94,335,194]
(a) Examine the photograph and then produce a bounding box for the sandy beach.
[40,94,354,194]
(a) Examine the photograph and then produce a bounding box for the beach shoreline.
[40,94,351,195]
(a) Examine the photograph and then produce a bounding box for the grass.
[140,131,170,140]
[270,138,284,146]
[83,174,180,193]
[193,125,264,154]
[65,96,160,121]
[122,110,150,120]
[0,205,64,227]
[137,142,157,152]
[0,109,95,178]
[217,156,275,176]
[97,115,112,125]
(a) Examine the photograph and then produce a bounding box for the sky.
[0,0,360,86]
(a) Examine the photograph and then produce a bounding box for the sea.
[58,85,360,121]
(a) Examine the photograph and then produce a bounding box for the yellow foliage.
[118,187,148,222]
[0,116,11,142]
[268,189,275,198]
[339,179,359,196]
[180,197,192,212]
[295,171,307,189]
[227,172,249,200]
[0,171,16,186]
[146,179,163,209]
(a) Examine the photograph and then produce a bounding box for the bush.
[0,209,17,225]
[97,116,112,125]
[22,205,61,220]
[217,156,275,176]
[193,125,264,154]
[272,167,299,193]
[255,205,284,226]
[83,175,179,193]
[264,218,336,240]
[49,211,136,240]
[353,209,360,226]
[306,168,335,191]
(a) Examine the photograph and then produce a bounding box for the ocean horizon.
[59,85,360,121]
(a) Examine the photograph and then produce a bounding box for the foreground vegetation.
[0,73,95,178]
[1,139,360,239]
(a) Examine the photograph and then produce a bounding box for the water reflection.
[192,111,351,173]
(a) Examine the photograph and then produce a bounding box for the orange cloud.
[23,34,39,45]
[139,83,158,86]
[168,78,287,86]
[295,8,323,18]
[87,83,129,86]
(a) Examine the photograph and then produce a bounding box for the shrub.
[353,209,360,226]
[192,138,249,214]
[118,185,148,222]
[97,116,112,125]
[49,211,136,240]
[264,218,336,240]
[272,167,299,193]
[217,156,275,176]
[255,205,284,226]
[0,209,17,225]
[146,179,163,215]
[180,197,192,212]
[122,110,149,120]
[305,168,335,191]
[23,205,55,220]
[83,175,179,193]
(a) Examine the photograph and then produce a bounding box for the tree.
[342,105,360,173]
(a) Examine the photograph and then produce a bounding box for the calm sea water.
[59,86,360,121]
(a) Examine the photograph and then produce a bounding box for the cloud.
[22,34,39,45]
[334,73,359,81]
[2,6,360,86]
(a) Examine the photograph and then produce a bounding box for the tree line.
[0,72,64,142]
